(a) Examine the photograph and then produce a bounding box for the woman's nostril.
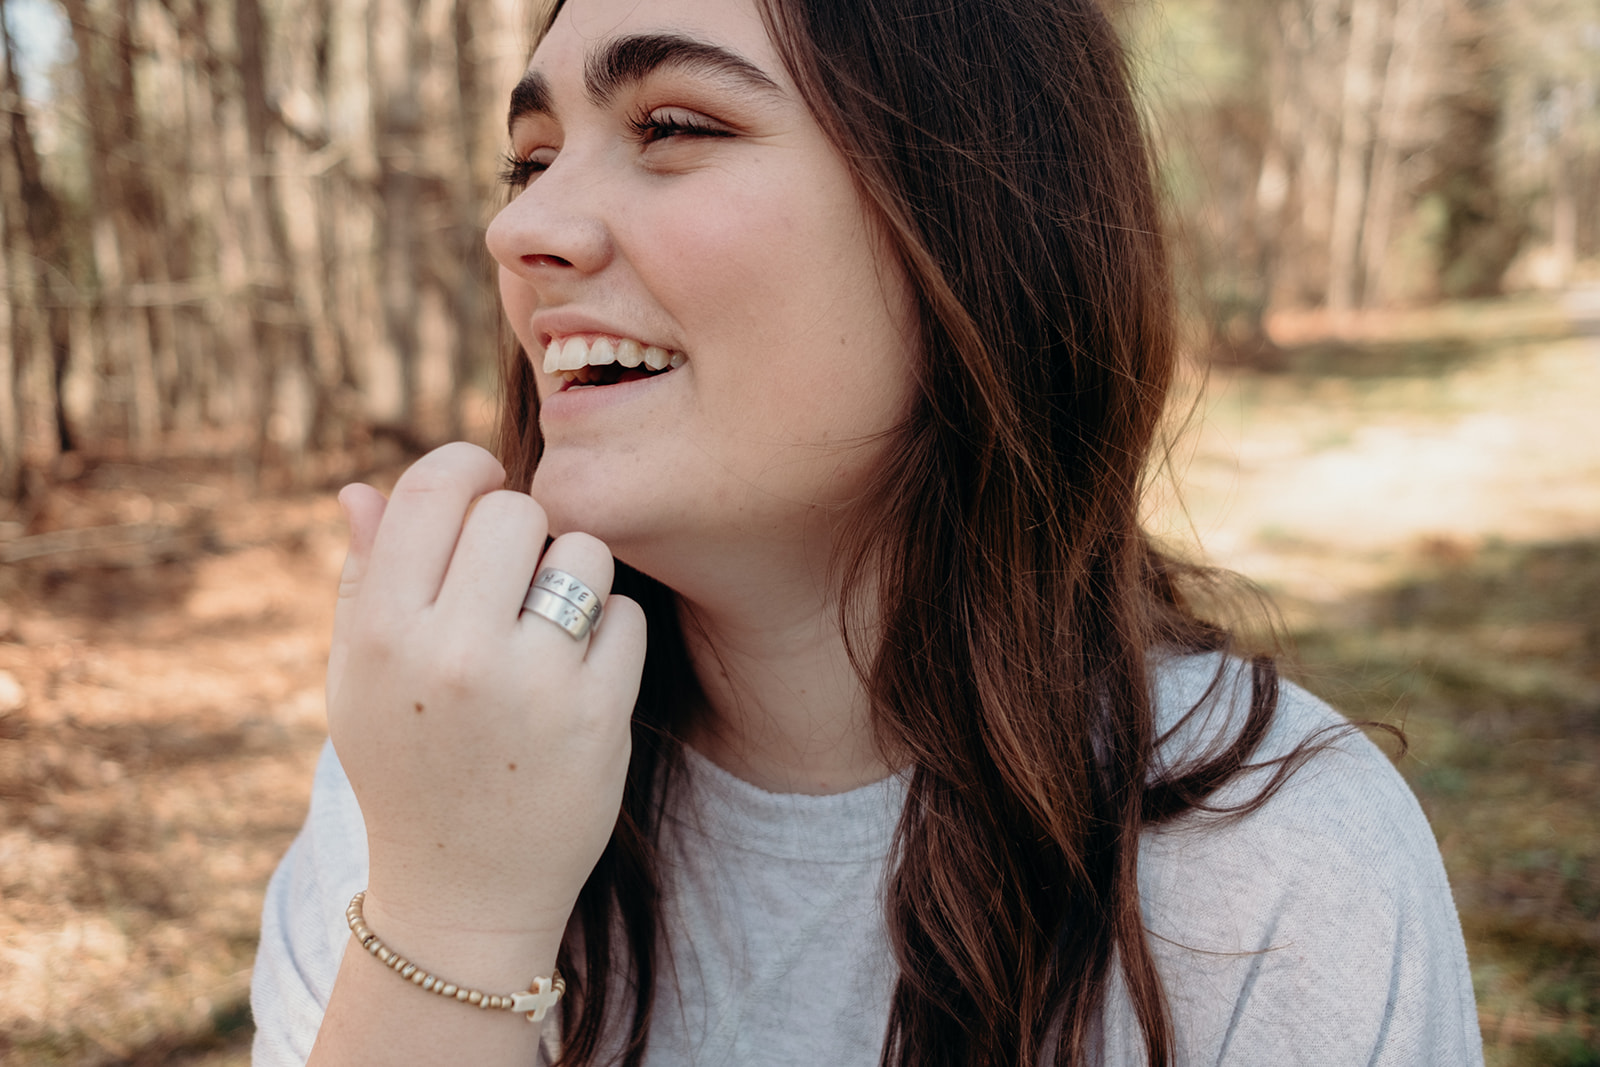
[524,254,574,268]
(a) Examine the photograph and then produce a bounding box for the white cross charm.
[512,976,561,1022]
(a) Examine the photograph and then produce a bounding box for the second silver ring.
[531,568,603,628]
[521,587,593,640]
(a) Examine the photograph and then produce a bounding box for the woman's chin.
[532,470,672,562]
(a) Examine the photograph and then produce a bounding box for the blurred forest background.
[0,0,1597,1062]
[0,0,1595,485]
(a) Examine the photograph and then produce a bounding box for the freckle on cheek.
[508,762,518,772]
[414,702,425,714]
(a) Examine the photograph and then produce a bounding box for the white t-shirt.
[250,655,1484,1065]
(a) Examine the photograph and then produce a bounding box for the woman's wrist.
[356,888,568,993]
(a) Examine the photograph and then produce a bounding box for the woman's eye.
[627,108,732,146]
[499,149,554,190]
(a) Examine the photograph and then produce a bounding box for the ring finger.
[517,532,616,649]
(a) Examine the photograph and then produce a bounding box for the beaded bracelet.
[345,891,566,1023]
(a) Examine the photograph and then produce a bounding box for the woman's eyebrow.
[507,73,552,132]
[506,32,783,131]
[586,33,783,107]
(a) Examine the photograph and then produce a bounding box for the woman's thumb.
[328,483,389,708]
[336,482,388,600]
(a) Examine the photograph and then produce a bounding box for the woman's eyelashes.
[499,106,734,189]
[625,107,733,146]
[499,151,549,189]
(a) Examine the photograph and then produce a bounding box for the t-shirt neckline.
[667,745,909,863]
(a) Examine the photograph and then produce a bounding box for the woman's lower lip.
[542,366,679,419]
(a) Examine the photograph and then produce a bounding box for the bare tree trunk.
[182,0,256,447]
[369,0,426,432]
[1262,0,1340,306]
[1548,83,1578,288]
[110,0,171,447]
[237,0,327,474]
[1247,0,1299,326]
[1326,0,1386,315]
[1,0,69,484]
[0,165,17,501]
[291,0,353,452]
[142,0,206,440]
[1285,0,1345,303]
[1359,0,1435,305]
[61,0,163,451]
[0,110,37,500]
[449,0,476,441]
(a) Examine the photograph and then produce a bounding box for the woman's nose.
[484,163,614,281]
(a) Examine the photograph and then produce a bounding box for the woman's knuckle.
[350,624,400,663]
[393,466,455,499]
[432,641,489,693]
[554,530,607,558]
[482,489,542,526]
[395,444,505,497]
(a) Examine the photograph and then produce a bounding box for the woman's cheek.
[639,178,797,291]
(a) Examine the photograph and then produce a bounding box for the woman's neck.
[671,571,891,796]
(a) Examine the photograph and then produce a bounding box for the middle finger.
[433,489,550,623]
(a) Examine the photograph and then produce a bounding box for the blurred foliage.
[1119,0,1600,357]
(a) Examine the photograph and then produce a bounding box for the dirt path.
[1154,291,1600,613]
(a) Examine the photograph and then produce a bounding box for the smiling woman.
[488,2,919,585]
[249,0,1484,1065]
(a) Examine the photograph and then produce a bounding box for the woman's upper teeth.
[543,335,684,374]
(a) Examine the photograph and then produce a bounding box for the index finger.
[359,442,508,617]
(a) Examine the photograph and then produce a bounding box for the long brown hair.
[497,1,1312,1064]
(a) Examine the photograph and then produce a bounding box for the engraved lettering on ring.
[532,569,603,627]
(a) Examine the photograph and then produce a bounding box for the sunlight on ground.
[1153,290,1600,614]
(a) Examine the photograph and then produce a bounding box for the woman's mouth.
[542,336,684,390]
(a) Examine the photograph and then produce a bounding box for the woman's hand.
[326,441,647,947]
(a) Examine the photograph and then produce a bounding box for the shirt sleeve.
[1101,678,1484,1066]
[250,740,370,1067]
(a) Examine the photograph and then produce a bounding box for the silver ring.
[520,587,593,640]
[531,568,603,628]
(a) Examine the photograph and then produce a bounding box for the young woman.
[251,0,1484,1063]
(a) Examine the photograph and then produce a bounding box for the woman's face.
[485,0,918,575]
